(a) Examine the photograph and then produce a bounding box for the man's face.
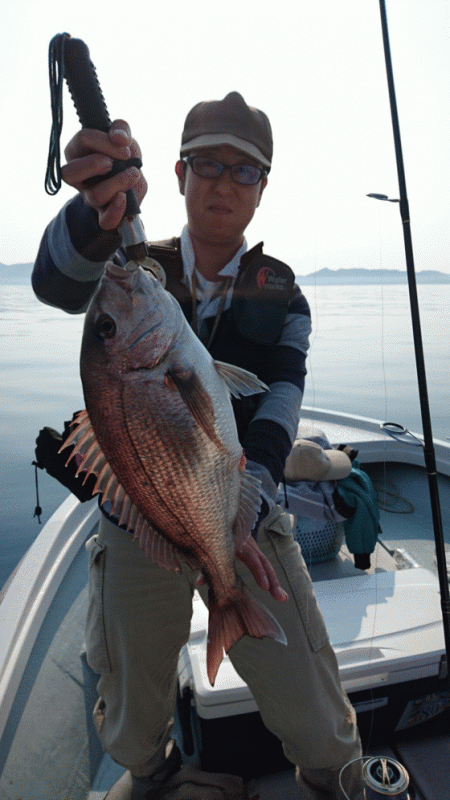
[175,144,267,249]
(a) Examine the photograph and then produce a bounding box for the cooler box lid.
[178,568,445,719]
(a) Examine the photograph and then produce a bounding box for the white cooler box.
[177,568,449,777]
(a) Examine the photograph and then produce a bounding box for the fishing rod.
[374,0,450,688]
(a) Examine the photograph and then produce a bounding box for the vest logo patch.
[256,266,288,291]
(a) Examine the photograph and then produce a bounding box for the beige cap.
[180,92,273,168]
[284,439,352,483]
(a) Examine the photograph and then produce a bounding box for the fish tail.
[206,584,287,685]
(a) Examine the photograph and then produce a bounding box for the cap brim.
[321,450,352,481]
[180,133,271,168]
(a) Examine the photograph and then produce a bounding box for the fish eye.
[95,313,116,341]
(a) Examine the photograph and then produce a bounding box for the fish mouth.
[105,262,132,278]
[104,262,141,290]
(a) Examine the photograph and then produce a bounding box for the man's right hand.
[62,119,147,230]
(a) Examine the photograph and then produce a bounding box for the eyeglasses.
[184,156,268,186]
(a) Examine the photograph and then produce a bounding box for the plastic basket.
[292,517,344,564]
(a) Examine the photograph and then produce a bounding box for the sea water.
[1,281,449,588]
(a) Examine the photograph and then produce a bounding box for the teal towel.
[335,461,380,554]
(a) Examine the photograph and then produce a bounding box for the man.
[33,92,362,799]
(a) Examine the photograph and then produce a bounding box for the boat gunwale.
[0,495,98,740]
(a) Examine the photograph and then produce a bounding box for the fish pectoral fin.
[166,368,224,448]
[214,362,269,398]
[233,470,263,550]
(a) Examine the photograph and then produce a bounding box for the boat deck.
[88,738,450,800]
[1,523,448,799]
[0,416,449,799]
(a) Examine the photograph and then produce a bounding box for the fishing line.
[296,236,320,578]
[303,234,320,414]
[354,202,390,758]
[377,205,389,429]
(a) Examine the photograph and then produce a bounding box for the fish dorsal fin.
[58,410,189,574]
[165,368,224,450]
[233,470,263,550]
[214,361,268,398]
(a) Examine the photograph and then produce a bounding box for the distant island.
[297,267,450,285]
[1,261,450,286]
[1,262,35,285]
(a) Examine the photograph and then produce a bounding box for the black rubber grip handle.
[63,37,111,132]
[63,36,140,216]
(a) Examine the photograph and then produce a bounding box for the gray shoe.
[104,741,182,800]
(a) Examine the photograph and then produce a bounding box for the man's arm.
[243,286,311,509]
[32,196,122,312]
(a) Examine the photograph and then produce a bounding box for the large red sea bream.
[62,262,286,684]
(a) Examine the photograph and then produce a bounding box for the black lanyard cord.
[45,32,70,195]
[32,461,42,523]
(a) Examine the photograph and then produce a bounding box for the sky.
[2,0,449,275]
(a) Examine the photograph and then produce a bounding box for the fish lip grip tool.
[46,32,147,267]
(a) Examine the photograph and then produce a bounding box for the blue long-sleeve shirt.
[32,194,311,508]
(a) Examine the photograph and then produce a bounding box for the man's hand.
[62,119,147,230]
[235,537,288,603]
[196,537,288,603]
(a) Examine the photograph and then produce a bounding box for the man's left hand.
[235,536,288,602]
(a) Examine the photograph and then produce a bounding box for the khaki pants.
[85,507,362,799]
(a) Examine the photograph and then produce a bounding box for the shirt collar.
[180,225,247,293]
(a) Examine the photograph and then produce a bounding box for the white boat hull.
[0,408,449,798]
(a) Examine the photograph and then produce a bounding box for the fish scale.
[64,261,287,684]
[119,386,230,540]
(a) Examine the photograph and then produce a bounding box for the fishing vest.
[144,237,296,357]
[142,238,299,441]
